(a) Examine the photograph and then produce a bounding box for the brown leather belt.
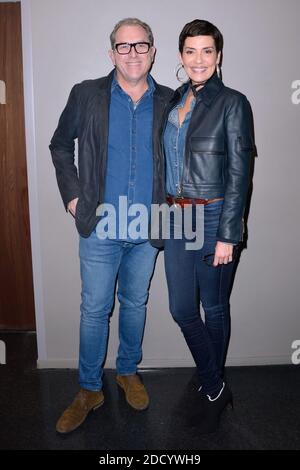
[166,195,223,207]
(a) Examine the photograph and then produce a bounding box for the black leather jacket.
[49,70,173,240]
[166,73,255,244]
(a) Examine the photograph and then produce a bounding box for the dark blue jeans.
[164,200,236,396]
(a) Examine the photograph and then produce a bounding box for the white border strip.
[21,0,47,360]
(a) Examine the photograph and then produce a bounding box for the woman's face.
[180,35,221,86]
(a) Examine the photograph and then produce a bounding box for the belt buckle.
[174,196,184,208]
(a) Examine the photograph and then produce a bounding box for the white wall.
[22,0,300,368]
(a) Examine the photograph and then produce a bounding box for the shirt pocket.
[187,137,225,185]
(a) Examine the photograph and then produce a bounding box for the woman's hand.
[213,241,234,266]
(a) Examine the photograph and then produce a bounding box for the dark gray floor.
[0,332,299,450]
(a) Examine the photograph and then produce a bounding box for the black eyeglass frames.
[114,42,151,55]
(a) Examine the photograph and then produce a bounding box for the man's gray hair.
[110,18,154,48]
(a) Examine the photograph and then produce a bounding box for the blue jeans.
[79,231,158,391]
[164,200,236,396]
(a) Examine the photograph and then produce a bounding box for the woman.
[163,19,254,433]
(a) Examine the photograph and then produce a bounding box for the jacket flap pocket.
[190,137,225,154]
[238,136,254,151]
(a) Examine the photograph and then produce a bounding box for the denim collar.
[111,71,155,96]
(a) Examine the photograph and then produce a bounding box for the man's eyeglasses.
[114,42,151,55]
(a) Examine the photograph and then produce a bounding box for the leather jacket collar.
[171,71,225,108]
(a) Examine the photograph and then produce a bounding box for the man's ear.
[150,46,156,63]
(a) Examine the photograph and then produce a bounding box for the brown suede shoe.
[56,388,104,434]
[116,374,149,410]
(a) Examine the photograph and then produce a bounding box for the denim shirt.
[102,74,155,242]
[164,88,195,197]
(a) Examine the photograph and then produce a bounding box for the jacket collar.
[98,69,115,93]
[172,71,224,107]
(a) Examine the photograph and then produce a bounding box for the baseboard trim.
[37,355,292,369]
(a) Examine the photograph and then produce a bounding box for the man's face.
[109,25,155,86]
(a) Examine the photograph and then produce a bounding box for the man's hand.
[213,241,234,266]
[67,197,79,217]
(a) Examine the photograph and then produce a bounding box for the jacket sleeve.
[49,85,80,210]
[217,95,255,243]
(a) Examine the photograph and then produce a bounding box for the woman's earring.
[216,64,222,79]
[175,63,189,83]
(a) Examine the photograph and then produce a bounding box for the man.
[50,18,172,434]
